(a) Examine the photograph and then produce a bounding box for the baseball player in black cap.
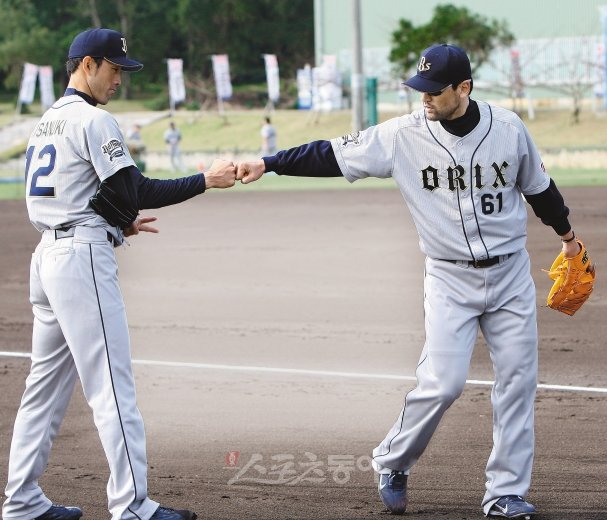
[236,43,583,519]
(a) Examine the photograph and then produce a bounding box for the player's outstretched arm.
[203,159,237,189]
[237,160,266,184]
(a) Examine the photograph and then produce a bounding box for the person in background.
[164,121,186,173]
[260,116,277,156]
[126,123,146,172]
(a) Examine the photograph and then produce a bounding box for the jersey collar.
[64,87,97,106]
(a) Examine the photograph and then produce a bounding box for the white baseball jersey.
[331,101,550,260]
[330,100,545,513]
[4,92,160,520]
[25,94,135,232]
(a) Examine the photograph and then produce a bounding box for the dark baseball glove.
[89,180,138,229]
[545,240,595,316]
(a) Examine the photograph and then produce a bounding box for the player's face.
[87,59,122,105]
[422,81,470,121]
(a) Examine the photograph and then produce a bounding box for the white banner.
[296,65,313,109]
[312,55,342,112]
[212,54,232,100]
[167,58,186,105]
[38,66,55,109]
[19,63,39,104]
[263,54,280,102]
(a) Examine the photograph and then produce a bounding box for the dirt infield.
[1,186,606,519]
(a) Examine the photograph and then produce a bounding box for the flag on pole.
[18,63,39,104]
[38,66,55,110]
[296,65,313,109]
[211,55,232,100]
[263,54,280,103]
[167,58,186,107]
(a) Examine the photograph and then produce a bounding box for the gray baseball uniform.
[332,102,546,513]
[261,98,557,515]
[4,28,206,520]
[3,92,159,520]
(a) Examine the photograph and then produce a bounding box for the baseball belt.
[440,253,513,268]
[54,227,114,244]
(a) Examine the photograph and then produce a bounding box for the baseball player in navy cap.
[68,28,144,72]
[2,27,237,520]
[403,43,472,95]
[236,43,585,518]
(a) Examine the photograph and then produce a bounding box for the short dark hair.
[65,57,104,76]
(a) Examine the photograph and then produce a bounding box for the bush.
[143,95,169,111]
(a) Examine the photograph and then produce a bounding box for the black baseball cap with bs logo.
[68,28,143,72]
[403,44,471,93]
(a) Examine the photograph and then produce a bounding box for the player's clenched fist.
[203,159,237,189]
[237,160,266,184]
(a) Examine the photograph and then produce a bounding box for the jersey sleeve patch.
[102,139,126,162]
[340,131,362,147]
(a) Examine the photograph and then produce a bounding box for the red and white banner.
[38,66,55,109]
[167,58,186,105]
[18,63,39,104]
[263,54,280,102]
[212,54,232,100]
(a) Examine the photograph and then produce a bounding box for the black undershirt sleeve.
[263,140,343,177]
[104,165,205,212]
[525,178,571,235]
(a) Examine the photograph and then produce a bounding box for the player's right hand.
[124,216,159,237]
[204,159,236,189]
[237,160,266,184]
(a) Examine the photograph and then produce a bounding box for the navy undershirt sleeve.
[263,140,343,177]
[525,178,571,235]
[105,166,205,211]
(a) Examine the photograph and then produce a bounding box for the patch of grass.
[549,168,607,186]
[142,109,353,153]
[0,182,25,200]
[521,110,607,151]
[138,107,607,154]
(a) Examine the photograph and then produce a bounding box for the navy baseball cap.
[68,28,143,72]
[404,44,471,93]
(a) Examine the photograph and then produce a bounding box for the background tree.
[0,0,314,105]
[390,3,514,110]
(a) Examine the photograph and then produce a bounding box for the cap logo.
[418,57,431,72]
[121,38,127,53]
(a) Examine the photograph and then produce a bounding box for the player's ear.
[82,56,95,73]
[459,80,472,96]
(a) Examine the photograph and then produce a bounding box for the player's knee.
[434,377,466,405]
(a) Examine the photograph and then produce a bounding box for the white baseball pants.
[372,249,538,514]
[3,227,158,520]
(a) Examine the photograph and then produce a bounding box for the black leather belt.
[54,227,113,243]
[441,254,512,268]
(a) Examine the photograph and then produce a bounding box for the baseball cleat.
[34,504,83,519]
[150,505,198,519]
[488,495,537,518]
[378,470,408,515]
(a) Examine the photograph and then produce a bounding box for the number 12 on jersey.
[25,144,57,197]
